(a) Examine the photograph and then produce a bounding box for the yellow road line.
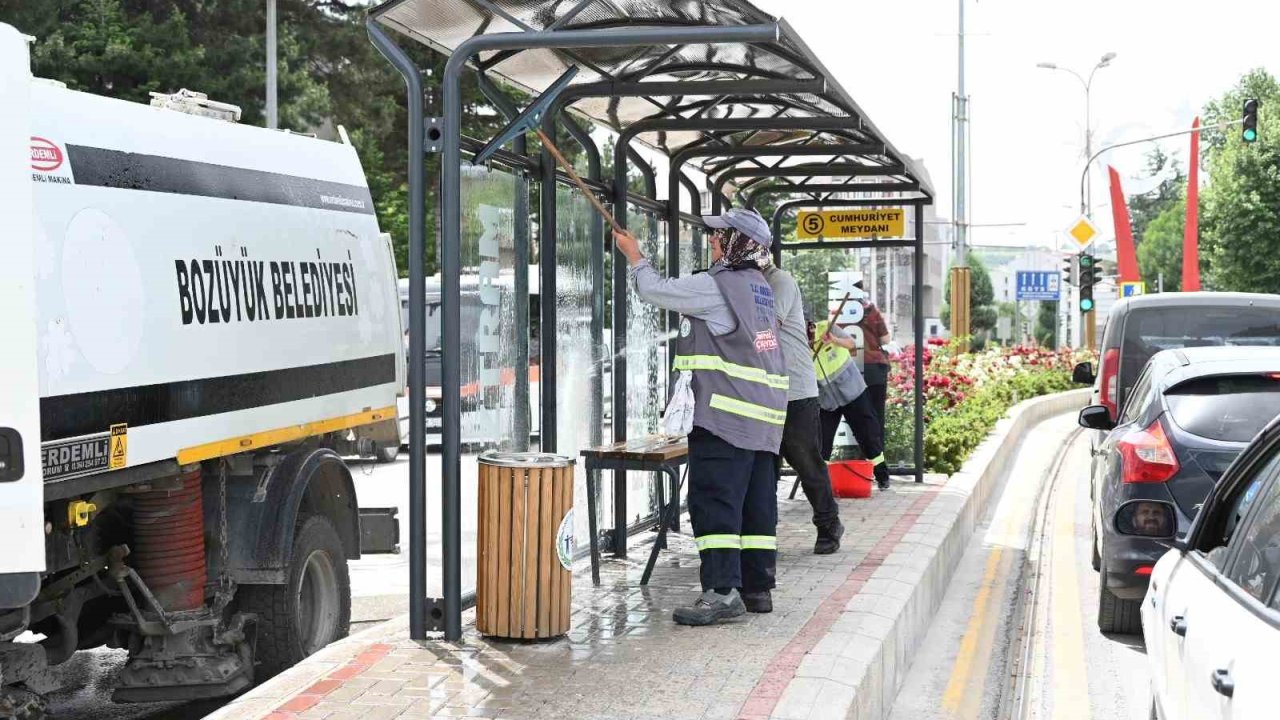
[942,547,1005,713]
[1049,469,1090,720]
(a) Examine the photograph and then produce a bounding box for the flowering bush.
[883,341,1087,474]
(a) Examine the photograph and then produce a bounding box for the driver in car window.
[1133,504,1168,536]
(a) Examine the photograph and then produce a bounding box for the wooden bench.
[580,437,688,586]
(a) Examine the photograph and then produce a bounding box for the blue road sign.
[1016,271,1061,301]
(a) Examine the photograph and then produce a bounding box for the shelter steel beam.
[744,181,920,210]
[665,142,886,270]
[712,164,908,208]
[433,22,784,641]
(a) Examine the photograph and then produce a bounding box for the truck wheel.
[239,515,351,679]
[375,443,399,464]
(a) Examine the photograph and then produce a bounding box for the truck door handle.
[1170,616,1187,636]
[1211,668,1234,698]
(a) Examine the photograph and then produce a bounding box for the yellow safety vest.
[812,320,853,382]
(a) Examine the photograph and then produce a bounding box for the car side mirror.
[1072,361,1096,385]
[1115,500,1178,540]
[1078,405,1116,431]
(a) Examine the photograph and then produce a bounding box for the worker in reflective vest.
[810,314,890,490]
[614,208,787,626]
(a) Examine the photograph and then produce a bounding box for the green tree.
[941,255,997,344]
[1035,301,1059,347]
[1128,148,1186,242]
[1137,198,1186,293]
[1200,69,1280,292]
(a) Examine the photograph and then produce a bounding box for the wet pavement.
[205,475,949,720]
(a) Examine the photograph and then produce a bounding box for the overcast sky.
[753,0,1280,252]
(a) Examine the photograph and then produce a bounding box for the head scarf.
[718,228,772,270]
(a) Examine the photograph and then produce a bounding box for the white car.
[1142,416,1280,720]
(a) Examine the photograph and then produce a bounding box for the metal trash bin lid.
[479,450,576,468]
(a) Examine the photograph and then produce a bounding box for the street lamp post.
[1038,52,1115,350]
[1037,52,1116,215]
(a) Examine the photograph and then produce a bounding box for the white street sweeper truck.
[0,23,405,713]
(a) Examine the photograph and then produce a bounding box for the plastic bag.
[661,370,695,437]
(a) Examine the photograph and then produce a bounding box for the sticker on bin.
[557,509,575,571]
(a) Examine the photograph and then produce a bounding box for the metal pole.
[914,205,926,483]
[366,20,425,640]
[538,117,559,456]
[954,0,967,266]
[266,0,277,129]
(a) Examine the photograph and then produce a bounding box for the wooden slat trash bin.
[476,451,575,640]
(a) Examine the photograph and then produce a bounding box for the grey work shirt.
[816,321,868,412]
[629,259,735,336]
[762,266,818,402]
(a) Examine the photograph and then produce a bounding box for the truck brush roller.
[130,467,207,612]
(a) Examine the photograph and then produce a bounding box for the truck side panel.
[29,83,404,488]
[0,27,46,594]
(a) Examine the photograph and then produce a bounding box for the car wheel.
[1091,519,1102,572]
[1098,580,1142,635]
[375,443,399,464]
[238,515,351,679]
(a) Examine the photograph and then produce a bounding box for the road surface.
[889,412,1151,720]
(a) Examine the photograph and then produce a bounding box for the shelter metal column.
[366,21,429,640]
[913,204,925,483]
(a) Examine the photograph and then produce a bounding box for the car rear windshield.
[1166,374,1280,442]
[1121,306,1280,401]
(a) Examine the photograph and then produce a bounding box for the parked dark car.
[1078,345,1280,634]
[1074,292,1280,425]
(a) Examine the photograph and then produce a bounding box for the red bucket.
[829,460,874,499]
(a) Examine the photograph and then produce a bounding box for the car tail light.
[1100,348,1120,419]
[1118,419,1180,483]
[1135,565,1154,576]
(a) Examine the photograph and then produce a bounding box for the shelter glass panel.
[554,184,607,546]
[425,163,529,596]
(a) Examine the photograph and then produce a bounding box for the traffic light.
[1062,254,1078,286]
[1078,253,1096,312]
[1243,99,1260,143]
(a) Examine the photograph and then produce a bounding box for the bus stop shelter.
[366,0,934,641]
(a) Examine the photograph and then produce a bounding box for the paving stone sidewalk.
[210,477,951,720]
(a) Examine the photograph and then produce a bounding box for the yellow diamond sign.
[1068,216,1099,248]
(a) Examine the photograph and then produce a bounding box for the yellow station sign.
[795,209,906,240]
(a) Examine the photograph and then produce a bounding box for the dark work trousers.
[686,427,778,593]
[819,392,885,463]
[779,398,839,531]
[863,362,891,436]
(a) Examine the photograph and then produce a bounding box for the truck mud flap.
[358,508,400,554]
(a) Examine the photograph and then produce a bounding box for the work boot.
[672,589,746,626]
[814,519,845,555]
[875,464,891,490]
[742,590,773,614]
